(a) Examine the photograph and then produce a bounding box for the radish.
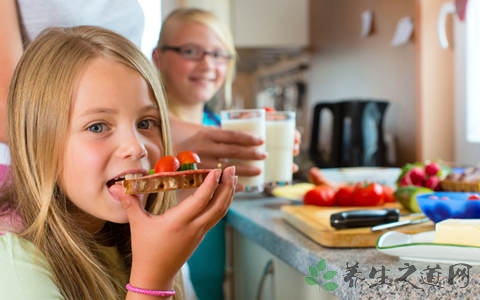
[425,175,440,190]
[425,162,441,176]
[409,167,426,186]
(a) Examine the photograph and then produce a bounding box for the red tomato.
[264,106,275,112]
[176,151,201,165]
[303,185,336,206]
[382,185,396,203]
[333,185,355,206]
[351,182,385,206]
[468,194,480,200]
[154,156,180,173]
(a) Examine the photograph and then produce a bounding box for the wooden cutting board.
[281,203,434,248]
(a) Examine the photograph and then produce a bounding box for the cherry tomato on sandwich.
[350,182,385,206]
[176,151,201,165]
[154,155,180,173]
[303,185,336,206]
[333,185,355,206]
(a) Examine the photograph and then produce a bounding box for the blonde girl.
[152,8,241,300]
[153,8,237,126]
[0,25,235,299]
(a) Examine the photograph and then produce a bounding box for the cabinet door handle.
[437,1,456,48]
[256,259,274,300]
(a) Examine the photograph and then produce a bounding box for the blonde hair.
[157,8,237,108]
[4,26,183,299]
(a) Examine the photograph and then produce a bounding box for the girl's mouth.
[106,174,144,188]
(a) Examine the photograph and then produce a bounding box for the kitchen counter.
[226,195,480,299]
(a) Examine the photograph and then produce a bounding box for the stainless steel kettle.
[309,100,389,168]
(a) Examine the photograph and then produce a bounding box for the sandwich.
[122,151,212,194]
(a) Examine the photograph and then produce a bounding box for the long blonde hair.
[4,26,183,299]
[157,8,237,108]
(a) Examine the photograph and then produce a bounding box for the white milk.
[265,112,296,185]
[221,110,266,191]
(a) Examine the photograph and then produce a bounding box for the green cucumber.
[178,163,198,171]
[394,186,432,213]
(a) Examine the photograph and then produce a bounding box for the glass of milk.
[265,111,296,188]
[220,109,266,193]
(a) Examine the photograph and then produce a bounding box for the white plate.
[377,231,480,265]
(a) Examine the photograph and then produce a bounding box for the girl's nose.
[198,54,216,68]
[119,134,148,160]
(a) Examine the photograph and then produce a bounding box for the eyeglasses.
[160,44,233,64]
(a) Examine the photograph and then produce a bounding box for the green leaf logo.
[323,270,337,280]
[304,259,338,292]
[317,259,326,271]
[309,266,318,277]
[305,277,317,285]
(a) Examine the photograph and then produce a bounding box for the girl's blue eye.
[87,123,105,133]
[138,119,156,130]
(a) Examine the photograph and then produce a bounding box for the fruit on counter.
[350,182,385,206]
[303,185,336,206]
[393,186,433,212]
[425,162,441,176]
[396,161,450,191]
[332,185,355,206]
[303,182,394,207]
[382,185,396,203]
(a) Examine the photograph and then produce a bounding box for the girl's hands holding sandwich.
[119,166,236,291]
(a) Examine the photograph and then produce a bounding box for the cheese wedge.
[434,219,480,246]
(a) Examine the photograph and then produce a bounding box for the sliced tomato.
[176,151,201,165]
[351,182,385,206]
[333,185,355,206]
[303,185,336,206]
[154,155,180,173]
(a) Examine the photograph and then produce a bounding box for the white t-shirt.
[16,0,144,48]
[3,1,145,166]
[0,143,9,165]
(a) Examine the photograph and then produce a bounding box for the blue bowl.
[416,192,480,223]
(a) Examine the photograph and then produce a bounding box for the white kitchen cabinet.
[231,230,338,300]
[231,229,275,300]
[163,0,309,47]
[230,0,309,47]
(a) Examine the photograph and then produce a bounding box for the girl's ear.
[152,47,161,70]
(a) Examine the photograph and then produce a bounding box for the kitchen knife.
[371,216,430,231]
[330,208,400,229]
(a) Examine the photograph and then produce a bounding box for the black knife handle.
[330,208,400,229]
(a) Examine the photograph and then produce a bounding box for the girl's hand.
[292,129,301,173]
[119,166,236,291]
[169,115,266,177]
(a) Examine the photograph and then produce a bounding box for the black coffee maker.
[309,100,389,168]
